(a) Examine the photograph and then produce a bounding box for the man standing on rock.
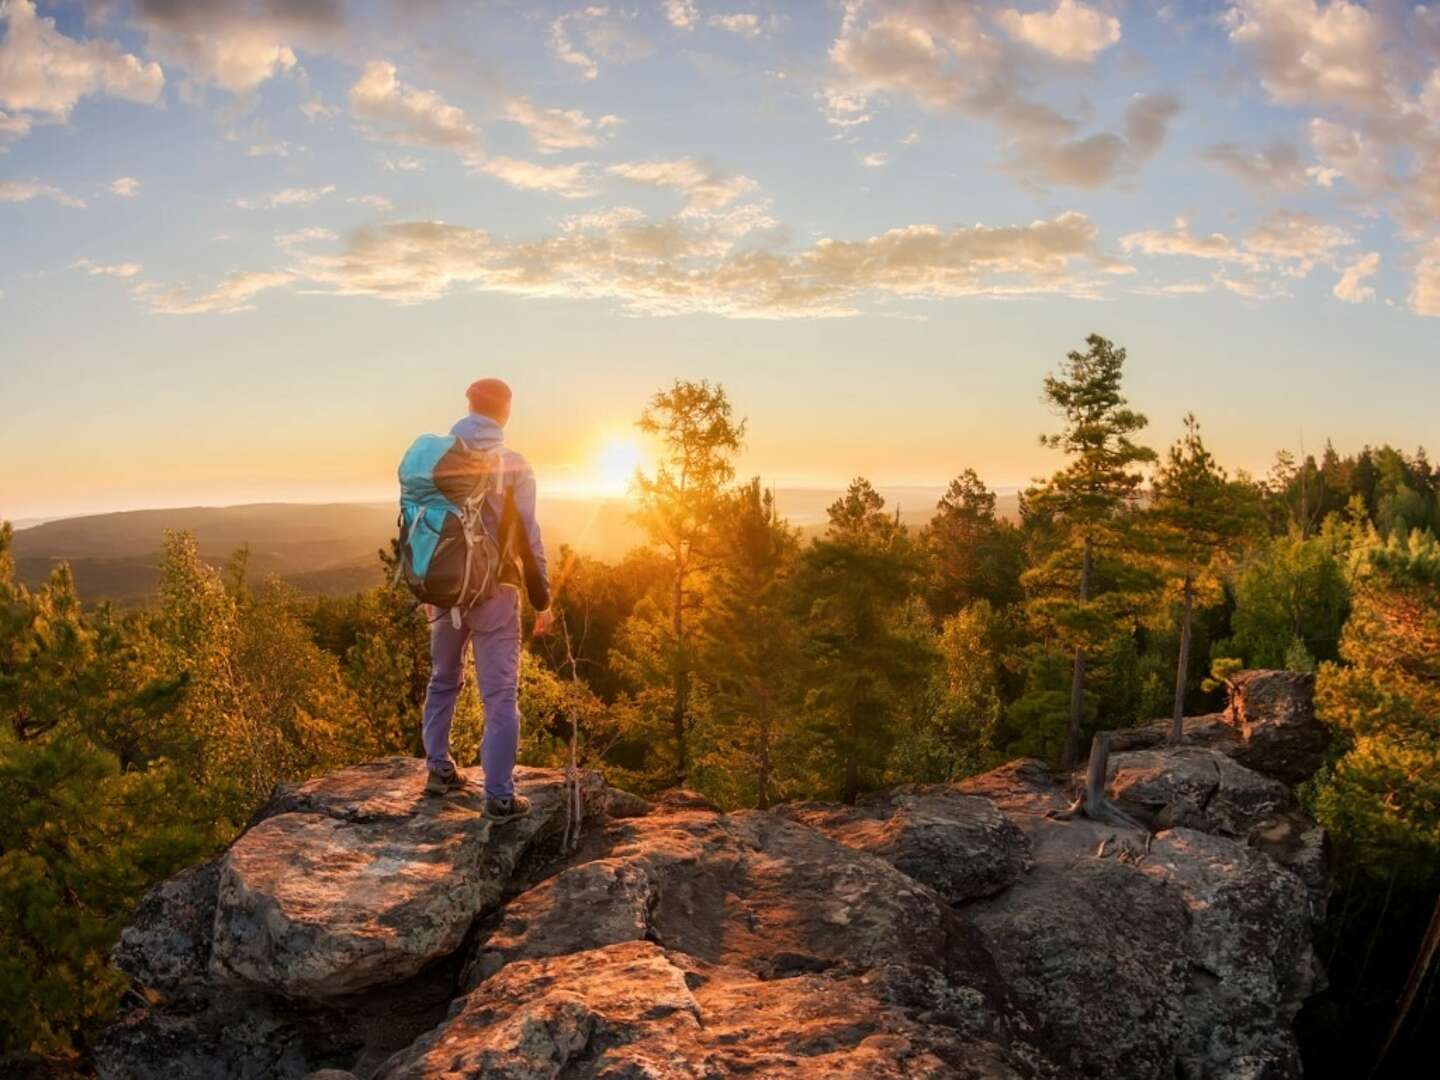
[421,378,553,819]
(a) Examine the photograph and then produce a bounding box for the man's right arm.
[506,455,551,613]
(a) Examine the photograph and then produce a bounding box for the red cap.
[466,378,512,419]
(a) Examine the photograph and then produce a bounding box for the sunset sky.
[3,0,1440,521]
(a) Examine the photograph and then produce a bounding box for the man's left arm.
[508,456,551,615]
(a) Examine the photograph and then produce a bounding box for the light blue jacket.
[450,413,551,611]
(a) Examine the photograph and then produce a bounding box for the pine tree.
[1023,334,1156,770]
[626,380,745,784]
[1150,414,1259,743]
[697,479,800,808]
[922,469,1024,617]
[793,479,932,803]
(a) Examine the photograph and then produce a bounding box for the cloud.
[109,175,140,197]
[503,96,601,153]
[136,269,295,315]
[70,257,140,278]
[709,14,762,38]
[117,0,343,94]
[383,155,425,172]
[348,60,477,148]
[1223,0,1393,116]
[1121,218,1253,263]
[1243,208,1352,272]
[996,0,1121,62]
[0,0,163,139]
[277,208,1118,317]
[472,156,597,198]
[245,140,295,157]
[829,3,1176,188]
[662,0,698,30]
[1199,139,1309,190]
[300,98,339,122]
[0,178,85,206]
[862,151,889,167]
[818,87,871,130]
[550,7,652,81]
[275,226,334,248]
[347,193,393,212]
[234,184,335,209]
[1411,238,1440,316]
[607,158,758,211]
[1332,251,1378,302]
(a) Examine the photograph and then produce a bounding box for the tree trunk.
[1063,535,1092,771]
[1170,577,1194,746]
[1369,889,1440,1080]
[1081,731,1111,817]
[843,754,859,806]
[671,557,688,784]
[756,685,771,810]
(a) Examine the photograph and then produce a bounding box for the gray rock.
[111,856,220,1002]
[209,759,604,999]
[1226,669,1330,784]
[1107,746,1293,837]
[778,786,1032,902]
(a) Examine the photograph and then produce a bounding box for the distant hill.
[9,487,1019,604]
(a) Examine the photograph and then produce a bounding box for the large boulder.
[384,941,1026,1080]
[1226,669,1330,784]
[208,759,605,999]
[776,786,1032,903]
[1106,746,1293,837]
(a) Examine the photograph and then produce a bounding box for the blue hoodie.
[450,413,551,611]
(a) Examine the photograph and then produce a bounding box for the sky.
[3,0,1440,521]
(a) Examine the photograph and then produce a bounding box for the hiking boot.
[484,794,531,823]
[424,767,474,796]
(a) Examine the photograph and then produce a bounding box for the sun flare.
[592,435,645,495]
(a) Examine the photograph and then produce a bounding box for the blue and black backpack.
[395,434,507,625]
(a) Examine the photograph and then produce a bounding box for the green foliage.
[792,479,934,803]
[1022,333,1157,767]
[922,469,1024,617]
[1312,530,1440,884]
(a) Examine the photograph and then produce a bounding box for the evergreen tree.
[922,469,1024,617]
[697,479,800,808]
[1023,334,1156,769]
[625,380,745,784]
[1151,415,1259,743]
[793,479,932,803]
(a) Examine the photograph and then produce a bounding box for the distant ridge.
[8,488,1019,604]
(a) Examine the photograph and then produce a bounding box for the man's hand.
[532,609,556,638]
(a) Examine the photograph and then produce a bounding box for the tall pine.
[1024,334,1155,770]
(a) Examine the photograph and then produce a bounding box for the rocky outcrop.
[99,670,1330,1080]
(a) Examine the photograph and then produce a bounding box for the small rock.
[1226,670,1330,784]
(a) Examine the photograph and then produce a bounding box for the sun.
[592,435,644,495]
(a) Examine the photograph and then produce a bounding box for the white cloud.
[0,178,84,206]
[1243,209,1352,272]
[0,0,163,139]
[136,269,295,315]
[709,13,762,38]
[663,1,698,30]
[347,193,393,212]
[550,7,652,81]
[862,151,889,167]
[275,226,335,248]
[503,96,602,153]
[245,140,295,158]
[471,156,597,198]
[1333,251,1379,302]
[300,98,339,123]
[117,0,342,95]
[70,257,140,278]
[818,88,870,130]
[282,208,1119,317]
[829,3,1176,188]
[109,176,140,197]
[1199,139,1309,190]
[996,0,1122,62]
[606,158,758,211]
[1121,218,1253,263]
[234,184,336,210]
[383,155,425,172]
[1411,238,1440,316]
[348,60,476,148]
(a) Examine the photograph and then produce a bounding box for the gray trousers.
[420,588,521,800]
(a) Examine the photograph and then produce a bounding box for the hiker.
[419,378,553,819]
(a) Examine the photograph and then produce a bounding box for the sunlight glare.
[594,436,644,495]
